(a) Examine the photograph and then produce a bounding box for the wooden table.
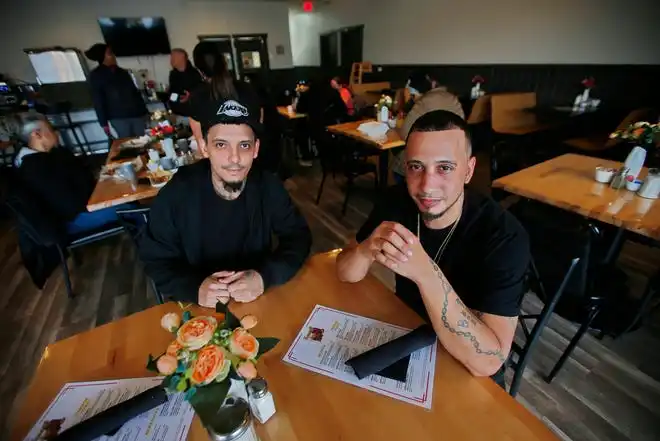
[493,153,660,240]
[87,139,169,212]
[327,119,405,189]
[11,252,558,441]
[276,106,307,120]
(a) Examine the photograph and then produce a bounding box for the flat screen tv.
[98,17,171,57]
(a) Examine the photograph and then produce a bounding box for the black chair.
[6,187,124,298]
[115,207,164,305]
[315,131,378,215]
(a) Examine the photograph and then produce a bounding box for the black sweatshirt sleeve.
[89,71,109,127]
[257,175,312,289]
[138,182,206,302]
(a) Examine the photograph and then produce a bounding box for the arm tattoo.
[430,258,506,363]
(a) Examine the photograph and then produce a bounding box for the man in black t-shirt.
[140,89,311,307]
[336,91,529,382]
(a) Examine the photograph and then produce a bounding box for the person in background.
[404,71,440,112]
[139,89,311,306]
[336,92,529,386]
[13,112,132,234]
[85,43,148,138]
[188,41,262,150]
[330,76,355,116]
[168,48,203,124]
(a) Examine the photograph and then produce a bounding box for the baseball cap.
[399,89,465,141]
[198,89,262,137]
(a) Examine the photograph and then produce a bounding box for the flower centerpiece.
[581,76,596,102]
[470,75,485,99]
[375,95,393,122]
[147,302,279,429]
[610,122,660,149]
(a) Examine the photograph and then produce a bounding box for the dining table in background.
[493,153,660,261]
[327,118,405,189]
[10,252,559,441]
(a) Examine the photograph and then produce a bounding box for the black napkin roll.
[345,324,437,380]
[53,385,168,441]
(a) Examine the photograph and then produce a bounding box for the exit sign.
[302,1,313,12]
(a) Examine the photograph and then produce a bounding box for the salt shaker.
[247,378,276,424]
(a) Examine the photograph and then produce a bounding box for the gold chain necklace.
[417,212,461,264]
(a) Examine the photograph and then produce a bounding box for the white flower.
[161,313,181,332]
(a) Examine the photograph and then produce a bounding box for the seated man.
[13,112,125,235]
[139,90,312,307]
[336,92,529,384]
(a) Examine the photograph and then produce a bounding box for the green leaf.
[188,380,231,424]
[176,361,186,374]
[182,310,192,323]
[176,377,188,392]
[146,353,163,373]
[184,386,198,401]
[215,302,241,329]
[256,337,280,359]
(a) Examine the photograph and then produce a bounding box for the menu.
[283,305,436,409]
[23,377,194,441]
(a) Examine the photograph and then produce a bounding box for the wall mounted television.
[98,17,171,57]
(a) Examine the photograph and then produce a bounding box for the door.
[197,35,238,78]
[340,26,363,68]
[320,32,339,69]
[233,34,270,83]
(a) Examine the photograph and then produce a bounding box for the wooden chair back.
[604,108,654,148]
[491,92,537,133]
[467,95,492,125]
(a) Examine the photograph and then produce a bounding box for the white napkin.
[358,121,389,139]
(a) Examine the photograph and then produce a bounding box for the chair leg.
[57,246,75,299]
[342,177,353,216]
[316,172,327,205]
[545,307,599,383]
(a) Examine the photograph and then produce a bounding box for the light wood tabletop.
[86,138,186,212]
[493,153,660,240]
[11,252,558,441]
[276,106,307,120]
[327,119,405,150]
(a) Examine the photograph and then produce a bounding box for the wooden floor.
[1,157,660,441]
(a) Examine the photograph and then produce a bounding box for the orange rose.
[190,345,228,385]
[176,316,217,350]
[166,340,183,357]
[228,328,259,360]
[634,128,645,137]
[157,355,178,375]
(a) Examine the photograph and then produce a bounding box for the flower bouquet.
[472,75,485,85]
[148,124,176,141]
[610,122,660,149]
[581,76,596,89]
[471,75,485,99]
[146,302,279,428]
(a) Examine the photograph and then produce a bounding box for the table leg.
[602,227,626,266]
[378,151,389,190]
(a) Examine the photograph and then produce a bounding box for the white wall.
[289,0,660,66]
[0,0,294,84]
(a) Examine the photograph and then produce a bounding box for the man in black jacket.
[139,88,312,307]
[85,43,148,138]
[168,48,203,120]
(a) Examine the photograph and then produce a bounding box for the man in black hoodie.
[168,48,203,120]
[85,43,148,138]
[139,87,312,307]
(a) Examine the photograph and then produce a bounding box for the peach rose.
[156,355,178,375]
[190,345,228,385]
[161,313,181,332]
[176,316,217,350]
[240,314,258,330]
[166,340,183,357]
[237,361,258,380]
[228,328,259,360]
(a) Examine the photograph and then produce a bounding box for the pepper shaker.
[247,378,276,424]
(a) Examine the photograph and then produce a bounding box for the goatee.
[223,180,245,193]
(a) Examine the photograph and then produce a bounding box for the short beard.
[212,177,246,200]
[223,180,245,193]
[419,191,463,223]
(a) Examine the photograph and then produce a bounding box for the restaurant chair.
[115,207,164,305]
[315,131,378,215]
[563,108,654,155]
[5,186,124,299]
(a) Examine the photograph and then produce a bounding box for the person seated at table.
[168,48,204,124]
[139,89,312,307]
[404,71,442,113]
[13,112,132,234]
[330,76,355,116]
[335,95,530,384]
[85,43,148,138]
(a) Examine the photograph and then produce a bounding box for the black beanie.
[84,43,108,63]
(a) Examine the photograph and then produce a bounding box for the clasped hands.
[359,221,434,285]
[198,270,264,308]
